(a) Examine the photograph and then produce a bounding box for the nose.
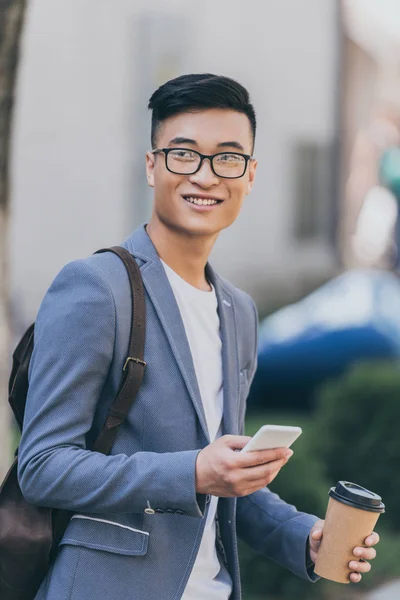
[188,158,219,187]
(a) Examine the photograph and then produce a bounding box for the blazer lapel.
[123,226,210,443]
[123,224,241,440]
[206,264,240,436]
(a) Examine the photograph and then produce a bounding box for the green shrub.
[11,426,20,454]
[240,411,333,600]
[244,411,328,517]
[240,405,400,599]
[312,360,400,531]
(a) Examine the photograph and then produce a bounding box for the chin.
[184,219,229,237]
[160,214,221,237]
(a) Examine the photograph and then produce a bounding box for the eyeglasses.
[152,148,253,179]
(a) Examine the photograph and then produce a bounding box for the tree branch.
[0,0,27,210]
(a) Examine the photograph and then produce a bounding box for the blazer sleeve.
[17,259,206,518]
[236,298,320,581]
[236,489,320,581]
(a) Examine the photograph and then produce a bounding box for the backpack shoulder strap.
[9,322,35,431]
[91,246,146,455]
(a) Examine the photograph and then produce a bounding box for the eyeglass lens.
[167,149,246,178]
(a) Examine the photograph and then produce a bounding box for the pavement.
[367,580,400,600]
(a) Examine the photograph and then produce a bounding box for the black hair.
[148,73,256,149]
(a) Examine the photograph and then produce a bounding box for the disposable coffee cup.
[314,481,385,584]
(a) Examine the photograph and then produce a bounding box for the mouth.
[182,195,224,208]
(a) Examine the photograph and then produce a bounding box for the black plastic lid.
[329,481,385,513]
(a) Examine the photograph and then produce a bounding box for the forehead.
[156,108,253,153]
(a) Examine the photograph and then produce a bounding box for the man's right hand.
[195,435,293,498]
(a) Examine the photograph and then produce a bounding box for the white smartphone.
[240,424,302,453]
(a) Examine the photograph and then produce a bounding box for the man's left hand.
[309,519,380,583]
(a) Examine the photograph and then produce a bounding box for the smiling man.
[18,74,379,600]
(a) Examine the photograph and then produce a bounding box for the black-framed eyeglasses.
[152,147,253,179]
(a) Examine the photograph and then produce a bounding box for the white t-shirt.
[161,260,233,600]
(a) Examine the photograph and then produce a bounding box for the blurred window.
[293,140,335,242]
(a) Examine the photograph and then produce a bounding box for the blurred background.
[1,0,400,598]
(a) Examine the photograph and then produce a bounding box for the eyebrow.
[168,137,197,146]
[217,141,245,152]
[167,137,245,152]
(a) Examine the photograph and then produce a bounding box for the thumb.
[222,435,252,450]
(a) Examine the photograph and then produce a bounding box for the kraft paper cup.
[314,481,384,584]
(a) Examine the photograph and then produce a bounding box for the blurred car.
[248,269,400,410]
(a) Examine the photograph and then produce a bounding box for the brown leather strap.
[91,247,146,455]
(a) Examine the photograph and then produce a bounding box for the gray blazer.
[18,224,318,600]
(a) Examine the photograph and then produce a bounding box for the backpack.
[0,247,146,600]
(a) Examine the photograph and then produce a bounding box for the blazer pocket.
[59,515,149,556]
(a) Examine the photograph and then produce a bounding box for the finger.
[350,572,362,583]
[240,464,290,493]
[238,471,287,495]
[237,447,293,468]
[365,532,380,546]
[349,560,371,574]
[311,528,323,542]
[241,481,272,495]
[241,458,289,481]
[353,547,376,561]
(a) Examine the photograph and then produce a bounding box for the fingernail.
[285,450,293,458]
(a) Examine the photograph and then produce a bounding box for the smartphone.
[240,424,302,453]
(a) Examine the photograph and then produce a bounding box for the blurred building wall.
[342,38,378,167]
[9,0,340,326]
[340,1,400,269]
[339,36,379,259]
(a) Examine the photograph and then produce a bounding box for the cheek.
[227,183,247,210]
[153,161,169,185]
[154,164,176,191]
[153,169,184,206]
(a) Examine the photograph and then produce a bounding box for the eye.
[216,153,243,164]
[170,149,197,161]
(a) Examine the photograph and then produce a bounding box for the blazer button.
[155,508,164,514]
[175,510,184,515]
[165,508,175,513]
[145,500,155,515]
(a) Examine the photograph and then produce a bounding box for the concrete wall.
[10,0,339,325]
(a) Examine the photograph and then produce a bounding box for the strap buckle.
[123,356,147,371]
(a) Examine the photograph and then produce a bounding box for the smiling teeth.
[186,197,218,206]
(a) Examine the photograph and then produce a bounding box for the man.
[18,74,379,600]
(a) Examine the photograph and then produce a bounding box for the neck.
[146,217,219,291]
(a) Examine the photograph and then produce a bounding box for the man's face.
[146,108,257,237]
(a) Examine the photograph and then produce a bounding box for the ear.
[246,158,258,195]
[146,151,156,188]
